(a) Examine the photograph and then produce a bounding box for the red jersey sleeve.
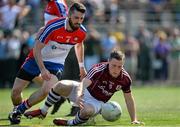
[38,18,65,44]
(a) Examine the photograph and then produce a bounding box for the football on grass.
[101,101,122,122]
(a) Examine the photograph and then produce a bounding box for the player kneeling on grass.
[24,50,143,126]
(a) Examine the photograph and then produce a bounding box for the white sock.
[41,105,49,114]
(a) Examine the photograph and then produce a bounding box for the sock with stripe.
[17,99,31,114]
[67,112,89,125]
[41,88,61,114]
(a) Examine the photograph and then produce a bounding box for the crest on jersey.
[74,37,78,41]
[102,81,107,85]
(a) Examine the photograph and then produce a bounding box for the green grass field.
[0,85,180,126]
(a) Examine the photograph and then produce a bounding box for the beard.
[69,18,80,31]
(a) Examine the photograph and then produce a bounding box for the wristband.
[79,62,84,68]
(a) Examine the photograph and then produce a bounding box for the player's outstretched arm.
[123,92,144,125]
[75,43,87,80]
[34,40,51,81]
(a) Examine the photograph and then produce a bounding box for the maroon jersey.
[86,62,132,102]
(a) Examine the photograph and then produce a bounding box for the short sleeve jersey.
[27,18,86,65]
[86,62,132,103]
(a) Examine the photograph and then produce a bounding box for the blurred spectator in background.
[104,0,120,24]
[0,30,7,87]
[0,0,6,7]
[89,0,104,22]
[84,24,101,71]
[123,33,139,80]
[0,0,30,30]
[153,30,171,80]
[146,0,166,23]
[169,28,180,82]
[170,0,180,23]
[135,22,152,82]
[100,31,118,61]
[3,29,21,86]
[109,0,119,24]
[26,0,41,28]
[6,29,21,60]
[26,28,36,49]
[111,31,125,46]
[0,30,6,60]
[79,0,95,25]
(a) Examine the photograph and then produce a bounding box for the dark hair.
[69,2,86,15]
[109,50,125,61]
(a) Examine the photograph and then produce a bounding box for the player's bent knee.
[41,82,56,96]
[80,105,94,118]
[53,81,73,96]
[54,82,62,89]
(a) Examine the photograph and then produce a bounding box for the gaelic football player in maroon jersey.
[24,50,143,126]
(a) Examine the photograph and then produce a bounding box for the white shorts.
[67,81,80,104]
[68,84,104,115]
[83,89,104,116]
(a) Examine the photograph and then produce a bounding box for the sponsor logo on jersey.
[52,45,57,49]
[98,85,113,96]
[57,36,63,39]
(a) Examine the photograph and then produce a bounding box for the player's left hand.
[76,94,84,109]
[131,120,145,125]
[79,67,87,81]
